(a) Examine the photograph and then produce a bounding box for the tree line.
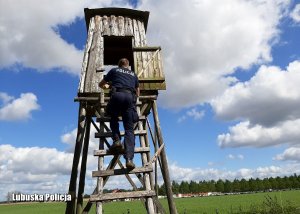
[158,174,300,195]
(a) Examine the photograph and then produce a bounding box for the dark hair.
[118,58,129,67]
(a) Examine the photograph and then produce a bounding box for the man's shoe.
[109,140,123,154]
[126,159,135,170]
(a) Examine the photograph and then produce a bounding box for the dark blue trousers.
[107,92,136,160]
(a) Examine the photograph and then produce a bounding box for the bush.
[232,195,300,214]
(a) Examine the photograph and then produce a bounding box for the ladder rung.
[97,115,146,122]
[90,190,156,202]
[94,147,150,156]
[100,101,142,107]
[95,130,147,138]
[92,166,153,177]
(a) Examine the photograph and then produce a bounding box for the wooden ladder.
[89,93,166,214]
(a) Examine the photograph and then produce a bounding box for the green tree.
[232,179,241,192]
[179,181,190,194]
[172,180,179,194]
[189,180,199,193]
[249,178,258,191]
[207,180,216,192]
[198,181,206,192]
[215,179,224,192]
[263,178,271,191]
[256,178,264,191]
[240,178,249,192]
[224,180,232,193]
[158,183,166,196]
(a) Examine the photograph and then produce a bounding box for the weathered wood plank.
[133,46,161,51]
[84,16,102,93]
[124,17,133,36]
[96,115,145,122]
[158,50,164,78]
[92,16,103,93]
[138,20,149,79]
[139,78,165,83]
[95,130,147,138]
[135,98,155,213]
[152,100,178,214]
[137,20,147,46]
[90,190,156,202]
[92,165,153,177]
[110,15,118,36]
[133,19,143,82]
[94,147,150,156]
[102,15,110,35]
[117,16,125,36]
[78,17,95,93]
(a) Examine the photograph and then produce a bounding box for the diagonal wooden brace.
[145,143,165,167]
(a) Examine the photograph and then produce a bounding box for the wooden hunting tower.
[66,8,177,214]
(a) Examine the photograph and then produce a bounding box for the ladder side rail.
[66,104,87,214]
[152,100,178,214]
[96,93,105,214]
[76,116,92,214]
[136,98,155,214]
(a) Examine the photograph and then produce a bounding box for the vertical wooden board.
[91,16,103,93]
[117,16,125,36]
[147,51,154,78]
[133,19,140,46]
[133,19,143,78]
[157,51,164,78]
[154,54,159,78]
[78,17,95,93]
[110,15,118,36]
[137,20,149,78]
[85,15,102,93]
[102,15,110,36]
[125,17,133,36]
[137,20,147,46]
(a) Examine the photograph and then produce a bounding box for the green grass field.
[0,190,299,214]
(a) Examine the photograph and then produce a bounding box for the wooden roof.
[84,7,150,32]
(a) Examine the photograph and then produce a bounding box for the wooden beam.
[76,117,91,214]
[152,100,178,214]
[97,115,145,122]
[92,166,152,177]
[65,105,87,214]
[95,130,147,138]
[133,46,161,51]
[139,77,165,83]
[94,147,150,156]
[90,190,156,202]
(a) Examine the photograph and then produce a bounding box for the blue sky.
[1,0,300,201]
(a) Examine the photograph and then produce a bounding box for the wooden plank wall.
[78,15,165,94]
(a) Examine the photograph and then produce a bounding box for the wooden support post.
[66,104,87,214]
[96,93,105,214]
[152,100,178,214]
[76,116,91,214]
[136,99,155,214]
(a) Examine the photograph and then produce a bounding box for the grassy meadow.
[0,190,299,214]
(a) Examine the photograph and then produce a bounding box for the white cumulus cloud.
[178,107,204,122]
[168,161,300,182]
[0,144,99,201]
[0,0,126,75]
[211,61,300,126]
[218,119,300,148]
[290,3,300,23]
[0,92,40,121]
[213,60,300,148]
[139,0,290,108]
[274,147,300,161]
[227,154,244,160]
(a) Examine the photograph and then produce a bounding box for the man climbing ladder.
[98,58,140,170]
